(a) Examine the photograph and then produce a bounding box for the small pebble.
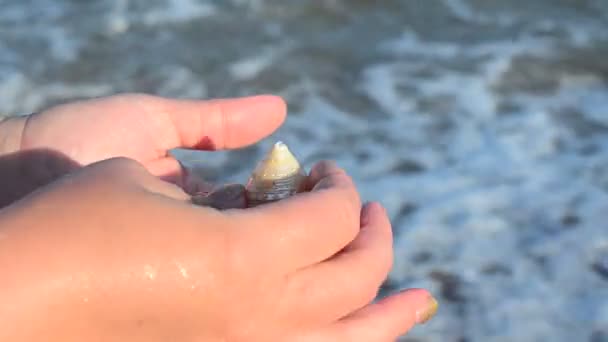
[561,213,580,227]
[429,270,466,303]
[591,249,608,280]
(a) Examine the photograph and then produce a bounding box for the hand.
[0,93,285,207]
[0,157,438,341]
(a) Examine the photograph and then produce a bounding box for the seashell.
[245,141,306,207]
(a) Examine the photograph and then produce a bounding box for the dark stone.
[355,151,371,163]
[591,250,608,280]
[369,130,399,146]
[392,159,426,174]
[554,108,608,138]
[496,101,523,115]
[491,55,560,95]
[590,330,608,342]
[398,202,418,219]
[579,143,600,156]
[411,251,433,263]
[530,254,548,268]
[429,270,466,303]
[192,184,247,210]
[481,263,513,276]
[378,278,401,298]
[291,127,316,141]
[561,214,580,228]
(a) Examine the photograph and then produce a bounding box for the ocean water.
[1,1,608,341]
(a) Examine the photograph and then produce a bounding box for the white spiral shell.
[245,141,306,207]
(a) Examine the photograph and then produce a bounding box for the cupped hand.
[0,157,437,341]
[0,93,285,205]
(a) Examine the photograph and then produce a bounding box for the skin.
[0,94,437,341]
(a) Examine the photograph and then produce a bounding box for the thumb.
[145,94,287,187]
[159,94,287,151]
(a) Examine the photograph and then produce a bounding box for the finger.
[298,289,439,342]
[224,163,361,271]
[304,160,343,191]
[145,157,218,196]
[159,95,286,151]
[282,202,393,324]
[145,156,185,185]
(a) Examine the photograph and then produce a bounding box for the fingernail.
[324,160,338,169]
[416,295,439,324]
[311,160,338,179]
[317,160,338,171]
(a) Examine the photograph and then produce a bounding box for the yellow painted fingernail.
[416,296,439,324]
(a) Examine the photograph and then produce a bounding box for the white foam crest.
[106,0,130,35]
[509,76,608,126]
[156,65,208,99]
[140,0,216,26]
[442,0,516,26]
[360,63,419,117]
[229,45,292,81]
[0,72,112,114]
[229,0,267,11]
[378,30,461,58]
[382,27,559,65]
[0,2,81,63]
[357,28,608,340]
[45,26,81,62]
[443,0,485,23]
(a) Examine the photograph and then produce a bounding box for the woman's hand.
[0,157,437,341]
[0,93,285,207]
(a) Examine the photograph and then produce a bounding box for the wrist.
[0,115,28,155]
[0,114,79,208]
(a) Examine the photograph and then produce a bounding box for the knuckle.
[312,159,338,174]
[328,172,360,210]
[102,156,138,166]
[335,174,360,209]
[107,157,147,173]
[316,187,360,238]
[81,157,148,186]
[333,171,351,187]
[333,194,360,240]
[85,156,133,169]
